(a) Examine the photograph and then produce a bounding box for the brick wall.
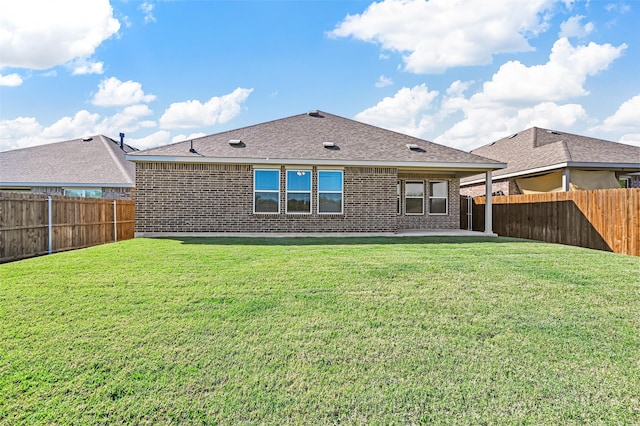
[135,162,461,233]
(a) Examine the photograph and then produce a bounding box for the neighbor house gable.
[0,135,138,198]
[460,127,640,195]
[462,127,640,184]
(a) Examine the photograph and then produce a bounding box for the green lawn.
[1,237,639,424]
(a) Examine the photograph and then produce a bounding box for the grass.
[1,236,639,424]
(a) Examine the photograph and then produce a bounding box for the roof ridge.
[560,140,573,161]
[530,127,540,147]
[99,135,135,184]
[184,112,313,145]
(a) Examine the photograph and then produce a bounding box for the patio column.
[485,171,493,235]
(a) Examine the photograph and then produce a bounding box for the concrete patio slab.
[136,230,497,238]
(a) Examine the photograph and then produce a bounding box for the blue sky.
[1,0,639,153]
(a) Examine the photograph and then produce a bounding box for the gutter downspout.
[562,168,571,192]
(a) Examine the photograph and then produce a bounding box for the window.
[405,181,424,215]
[318,170,343,214]
[254,169,280,213]
[429,181,448,214]
[286,170,311,213]
[397,181,401,215]
[619,177,631,188]
[64,188,102,198]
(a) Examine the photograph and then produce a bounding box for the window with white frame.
[64,188,102,198]
[286,170,311,213]
[318,170,343,214]
[429,181,448,214]
[405,181,424,215]
[254,169,280,213]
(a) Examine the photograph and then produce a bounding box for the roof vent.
[546,130,561,135]
[406,143,422,151]
[507,133,518,139]
[189,140,197,154]
[82,137,93,142]
[323,141,335,148]
[307,110,321,117]
[228,139,244,147]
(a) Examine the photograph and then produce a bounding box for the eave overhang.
[0,182,135,188]
[126,154,506,174]
[461,161,640,186]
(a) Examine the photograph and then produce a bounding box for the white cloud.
[0,73,23,86]
[0,117,43,151]
[330,0,560,73]
[69,58,104,75]
[356,37,623,151]
[139,2,156,24]
[0,111,101,151]
[159,87,253,129]
[599,95,640,132]
[0,0,120,70]
[619,134,640,147]
[479,38,626,104]
[96,105,155,134]
[0,86,253,152]
[127,131,172,150]
[435,102,588,150]
[604,3,631,13]
[431,37,620,149]
[42,110,101,140]
[0,105,159,151]
[375,75,393,88]
[92,77,156,106]
[172,132,207,143]
[591,95,640,147]
[446,80,474,97]
[355,84,439,137]
[559,15,594,38]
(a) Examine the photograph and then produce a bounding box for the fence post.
[113,199,117,242]
[47,196,53,254]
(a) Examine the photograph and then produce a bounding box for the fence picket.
[0,192,135,263]
[467,188,639,256]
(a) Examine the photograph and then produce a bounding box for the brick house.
[460,127,640,197]
[127,111,504,235]
[0,134,137,199]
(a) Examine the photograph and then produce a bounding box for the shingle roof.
[129,111,503,172]
[461,127,640,184]
[0,135,137,187]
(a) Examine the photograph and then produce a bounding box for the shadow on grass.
[160,236,535,247]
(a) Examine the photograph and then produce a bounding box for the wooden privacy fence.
[463,188,639,256]
[0,192,135,263]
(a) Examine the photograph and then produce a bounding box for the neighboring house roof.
[0,135,137,188]
[461,127,640,185]
[128,111,505,176]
